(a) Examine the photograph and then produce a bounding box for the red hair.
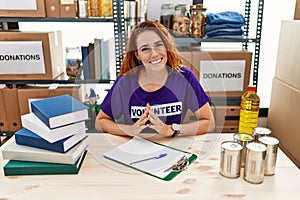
[119,21,182,76]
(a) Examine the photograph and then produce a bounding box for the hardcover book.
[3,150,87,176]
[30,94,89,129]
[15,128,87,153]
[0,136,88,164]
[21,112,86,143]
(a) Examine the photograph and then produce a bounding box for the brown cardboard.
[2,88,22,132]
[0,88,9,132]
[295,0,300,20]
[0,0,46,17]
[17,86,81,115]
[178,50,193,69]
[212,105,240,133]
[268,78,300,168]
[275,21,300,90]
[191,50,252,98]
[0,31,63,80]
[60,0,76,18]
[45,0,61,17]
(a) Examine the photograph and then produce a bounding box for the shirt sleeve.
[100,76,124,120]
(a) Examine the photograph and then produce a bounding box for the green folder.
[103,137,198,181]
[3,150,87,176]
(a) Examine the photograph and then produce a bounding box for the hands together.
[133,103,172,136]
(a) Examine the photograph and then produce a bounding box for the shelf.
[174,37,259,44]
[0,79,114,85]
[0,17,114,23]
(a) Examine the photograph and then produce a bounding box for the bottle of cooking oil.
[238,85,260,134]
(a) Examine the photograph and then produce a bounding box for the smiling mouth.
[150,58,162,64]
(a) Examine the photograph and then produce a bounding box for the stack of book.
[0,94,89,176]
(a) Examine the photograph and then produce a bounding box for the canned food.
[259,136,279,176]
[233,133,254,167]
[244,142,267,184]
[253,127,271,141]
[219,141,243,178]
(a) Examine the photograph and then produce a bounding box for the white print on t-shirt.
[131,102,182,118]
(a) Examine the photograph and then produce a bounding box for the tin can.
[258,136,279,176]
[233,133,254,167]
[244,142,267,184]
[219,141,243,178]
[253,127,271,141]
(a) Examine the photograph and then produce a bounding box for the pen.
[129,153,167,165]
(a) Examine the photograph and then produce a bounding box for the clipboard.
[103,136,198,181]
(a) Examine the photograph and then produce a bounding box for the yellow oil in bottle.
[238,85,260,134]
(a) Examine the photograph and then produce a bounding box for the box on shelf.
[212,105,240,133]
[191,50,252,98]
[1,88,22,132]
[45,0,61,18]
[0,31,64,80]
[178,50,193,69]
[268,78,300,168]
[0,0,46,17]
[17,85,81,115]
[60,0,76,18]
[0,88,9,132]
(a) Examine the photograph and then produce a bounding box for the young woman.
[95,21,215,137]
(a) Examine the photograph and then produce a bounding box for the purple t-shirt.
[101,67,209,125]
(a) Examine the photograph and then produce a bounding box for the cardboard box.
[0,88,9,132]
[295,0,300,20]
[275,21,300,90]
[0,31,64,80]
[268,78,300,168]
[0,0,46,17]
[17,85,81,115]
[191,50,252,98]
[45,0,61,17]
[2,88,22,132]
[212,105,240,133]
[60,0,76,18]
[178,49,193,69]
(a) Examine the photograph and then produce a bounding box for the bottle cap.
[247,85,256,92]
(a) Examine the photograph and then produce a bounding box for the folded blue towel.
[206,23,244,32]
[206,11,245,25]
[205,28,244,37]
[204,35,244,39]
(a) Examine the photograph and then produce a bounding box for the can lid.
[233,133,254,142]
[254,127,271,135]
[247,85,256,92]
[246,142,267,152]
[259,136,279,145]
[221,141,243,151]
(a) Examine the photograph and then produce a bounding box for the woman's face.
[135,30,168,72]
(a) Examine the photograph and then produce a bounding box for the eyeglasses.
[137,42,166,54]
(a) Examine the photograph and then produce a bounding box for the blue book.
[81,46,90,80]
[31,94,89,129]
[15,128,88,153]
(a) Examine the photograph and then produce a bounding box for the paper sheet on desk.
[103,136,192,179]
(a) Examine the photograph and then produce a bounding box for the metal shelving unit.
[174,0,264,88]
[0,0,126,82]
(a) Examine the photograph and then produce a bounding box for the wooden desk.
[1,133,299,200]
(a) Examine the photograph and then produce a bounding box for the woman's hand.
[146,103,173,137]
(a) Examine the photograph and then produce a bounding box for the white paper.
[103,136,191,179]
[0,0,37,10]
[0,41,45,74]
[199,60,245,92]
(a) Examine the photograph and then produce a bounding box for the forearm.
[179,118,215,136]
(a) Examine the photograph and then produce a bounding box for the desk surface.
[1,133,299,200]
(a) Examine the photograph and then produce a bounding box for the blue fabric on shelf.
[205,28,244,37]
[205,23,244,33]
[204,35,244,39]
[206,11,245,25]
